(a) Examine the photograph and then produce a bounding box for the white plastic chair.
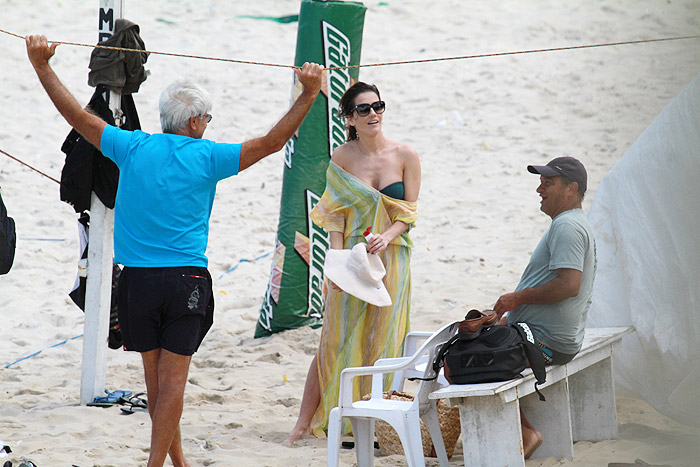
[327,321,459,467]
[390,331,450,392]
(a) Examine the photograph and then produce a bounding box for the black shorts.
[117,266,214,356]
[538,342,577,366]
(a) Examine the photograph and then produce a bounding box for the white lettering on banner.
[306,190,328,319]
[284,138,294,169]
[516,322,535,344]
[322,21,351,158]
[258,285,274,332]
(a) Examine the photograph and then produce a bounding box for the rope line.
[4,334,83,369]
[337,35,700,70]
[2,27,699,70]
[2,28,699,185]
[0,148,60,184]
[0,27,296,69]
[217,250,273,280]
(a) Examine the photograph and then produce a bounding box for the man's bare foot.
[283,426,312,447]
[522,425,543,459]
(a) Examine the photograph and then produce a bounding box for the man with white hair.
[26,34,323,467]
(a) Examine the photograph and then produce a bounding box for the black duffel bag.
[430,322,548,401]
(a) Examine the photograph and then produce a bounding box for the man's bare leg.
[284,354,321,446]
[520,409,543,459]
[142,348,192,467]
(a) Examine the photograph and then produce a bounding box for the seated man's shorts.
[117,266,214,356]
[538,342,577,366]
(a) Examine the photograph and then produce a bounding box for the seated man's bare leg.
[142,348,192,467]
[520,409,543,459]
[284,354,321,446]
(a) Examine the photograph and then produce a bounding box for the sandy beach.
[2,0,700,465]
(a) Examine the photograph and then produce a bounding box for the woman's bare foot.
[283,426,312,447]
[522,425,543,459]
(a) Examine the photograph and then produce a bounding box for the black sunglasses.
[351,100,386,117]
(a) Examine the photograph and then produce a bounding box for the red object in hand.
[363,226,372,237]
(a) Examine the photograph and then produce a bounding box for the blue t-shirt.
[100,125,241,267]
[507,208,597,354]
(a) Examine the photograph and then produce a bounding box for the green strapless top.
[379,181,404,200]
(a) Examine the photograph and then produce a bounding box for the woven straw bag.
[361,390,461,458]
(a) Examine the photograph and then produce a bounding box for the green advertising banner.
[256,0,366,337]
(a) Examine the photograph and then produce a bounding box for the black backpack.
[0,189,16,275]
[432,322,547,401]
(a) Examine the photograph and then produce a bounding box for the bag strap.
[512,322,547,401]
[408,333,460,382]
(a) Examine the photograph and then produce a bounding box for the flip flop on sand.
[119,392,148,415]
[86,389,132,407]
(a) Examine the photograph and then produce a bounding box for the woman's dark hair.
[337,82,381,141]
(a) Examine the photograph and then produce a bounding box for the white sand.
[1,0,700,465]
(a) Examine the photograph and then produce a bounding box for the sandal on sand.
[87,389,132,407]
[119,392,148,415]
[120,405,149,415]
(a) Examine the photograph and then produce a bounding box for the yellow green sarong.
[309,161,418,436]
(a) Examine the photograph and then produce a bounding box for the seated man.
[494,156,597,459]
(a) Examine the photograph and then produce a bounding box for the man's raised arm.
[26,34,107,150]
[239,62,324,171]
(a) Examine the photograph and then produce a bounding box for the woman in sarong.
[285,82,421,444]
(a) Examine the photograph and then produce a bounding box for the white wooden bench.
[429,326,633,467]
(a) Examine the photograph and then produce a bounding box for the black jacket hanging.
[59,85,141,213]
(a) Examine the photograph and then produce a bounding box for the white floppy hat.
[324,244,392,307]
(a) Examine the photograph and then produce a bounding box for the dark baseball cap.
[527,156,587,193]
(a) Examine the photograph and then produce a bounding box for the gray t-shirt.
[507,208,597,354]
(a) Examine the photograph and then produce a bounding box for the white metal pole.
[80,0,124,406]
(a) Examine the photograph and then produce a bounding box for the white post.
[80,0,124,406]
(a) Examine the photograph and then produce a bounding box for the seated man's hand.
[494,292,521,320]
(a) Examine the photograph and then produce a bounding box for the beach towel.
[309,161,417,436]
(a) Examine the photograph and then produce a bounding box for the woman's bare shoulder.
[330,141,358,168]
[389,139,420,162]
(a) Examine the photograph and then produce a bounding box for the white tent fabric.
[587,73,700,426]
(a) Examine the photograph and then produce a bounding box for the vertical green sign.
[256,0,366,337]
